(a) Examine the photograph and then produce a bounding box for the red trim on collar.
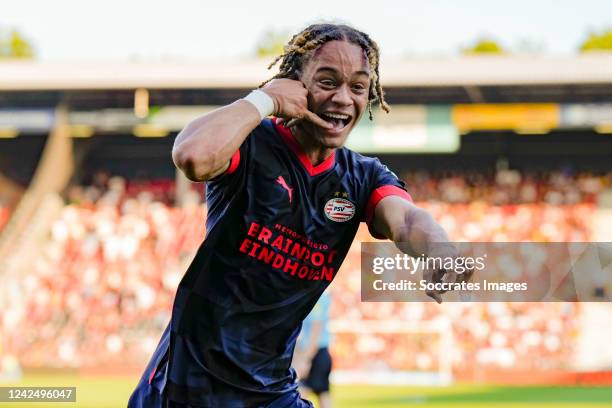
[273,118,336,176]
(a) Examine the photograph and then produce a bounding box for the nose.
[330,84,352,106]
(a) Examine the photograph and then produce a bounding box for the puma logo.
[275,176,293,203]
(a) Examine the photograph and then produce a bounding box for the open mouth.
[321,112,352,132]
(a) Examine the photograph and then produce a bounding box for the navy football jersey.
[129,118,411,407]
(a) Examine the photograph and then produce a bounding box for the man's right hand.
[261,79,332,129]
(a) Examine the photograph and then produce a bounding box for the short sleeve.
[226,149,241,175]
[363,159,412,239]
[205,126,255,216]
[207,123,256,185]
[208,146,242,182]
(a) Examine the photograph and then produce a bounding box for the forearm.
[392,207,452,257]
[374,198,464,302]
[172,99,261,181]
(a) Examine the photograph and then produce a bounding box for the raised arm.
[172,79,331,182]
[172,100,260,181]
[370,196,470,303]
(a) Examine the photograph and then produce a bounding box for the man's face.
[298,40,371,149]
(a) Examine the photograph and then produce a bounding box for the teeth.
[323,113,350,120]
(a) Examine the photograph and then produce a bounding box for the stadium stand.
[1,174,203,368]
[0,172,26,233]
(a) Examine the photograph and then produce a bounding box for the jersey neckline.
[273,118,336,176]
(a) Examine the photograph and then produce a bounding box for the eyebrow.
[315,66,370,77]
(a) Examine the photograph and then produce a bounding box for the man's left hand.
[424,243,475,303]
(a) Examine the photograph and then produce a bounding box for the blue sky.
[3,0,611,61]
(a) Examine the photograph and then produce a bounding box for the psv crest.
[324,193,355,222]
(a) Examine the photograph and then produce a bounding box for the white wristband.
[243,90,275,119]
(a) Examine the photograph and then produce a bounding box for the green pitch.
[1,374,611,407]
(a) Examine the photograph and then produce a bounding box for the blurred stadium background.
[1,52,612,407]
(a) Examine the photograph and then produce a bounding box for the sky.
[2,0,612,61]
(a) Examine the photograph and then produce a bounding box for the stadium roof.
[2,54,612,91]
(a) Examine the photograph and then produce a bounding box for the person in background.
[294,291,333,408]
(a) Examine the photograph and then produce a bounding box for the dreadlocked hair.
[259,23,390,120]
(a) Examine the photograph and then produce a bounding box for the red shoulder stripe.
[365,185,413,224]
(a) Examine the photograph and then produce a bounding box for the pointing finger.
[423,268,443,303]
[442,270,457,285]
[426,289,443,304]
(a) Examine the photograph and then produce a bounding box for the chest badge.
[324,196,355,222]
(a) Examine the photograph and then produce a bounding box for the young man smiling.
[129,23,468,408]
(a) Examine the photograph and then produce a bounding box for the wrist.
[262,89,279,115]
[242,89,275,119]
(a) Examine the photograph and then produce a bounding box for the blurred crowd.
[329,302,578,373]
[0,169,602,373]
[404,169,610,206]
[330,223,584,373]
[1,173,204,367]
